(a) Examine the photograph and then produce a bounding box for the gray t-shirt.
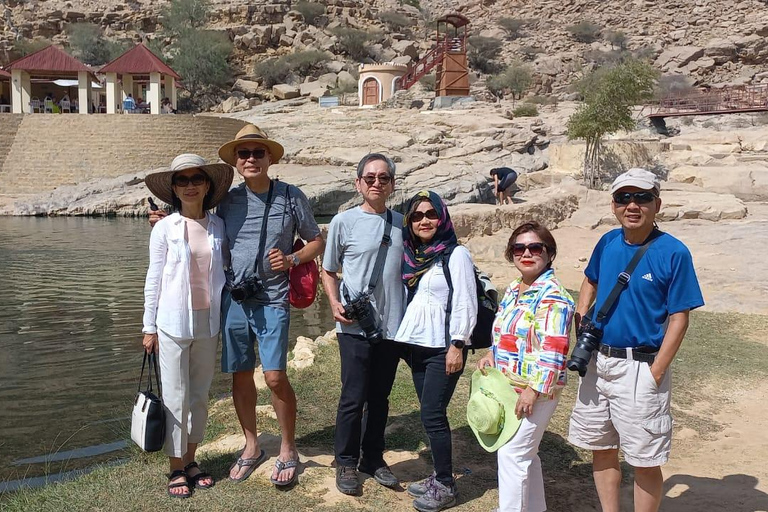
[217,180,320,309]
[323,206,405,339]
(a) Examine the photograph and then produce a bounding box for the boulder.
[272,84,300,99]
[317,72,338,88]
[325,60,346,73]
[655,46,705,71]
[391,39,419,60]
[703,38,738,64]
[299,81,328,96]
[337,70,356,87]
[309,88,331,101]
[233,78,260,96]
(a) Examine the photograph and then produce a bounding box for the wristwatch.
[451,339,465,349]
[289,253,300,268]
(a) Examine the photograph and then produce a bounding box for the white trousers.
[497,397,559,512]
[158,309,218,458]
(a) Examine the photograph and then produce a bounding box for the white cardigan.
[395,245,478,348]
[142,212,227,339]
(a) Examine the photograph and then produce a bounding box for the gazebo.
[0,68,10,112]
[99,44,180,114]
[6,45,99,114]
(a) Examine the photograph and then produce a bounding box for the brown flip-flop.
[228,449,267,483]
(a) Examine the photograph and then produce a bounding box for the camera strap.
[251,180,275,277]
[590,229,661,323]
[342,209,393,302]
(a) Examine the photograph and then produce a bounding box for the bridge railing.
[649,84,768,117]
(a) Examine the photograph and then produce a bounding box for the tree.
[498,17,526,40]
[468,35,503,74]
[566,21,602,43]
[172,30,231,96]
[67,23,125,65]
[162,0,210,36]
[566,58,658,188]
[13,38,53,58]
[332,27,371,61]
[486,62,532,101]
[294,2,325,26]
[605,30,627,50]
[379,11,414,32]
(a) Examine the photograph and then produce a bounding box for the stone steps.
[0,115,246,195]
[0,114,24,173]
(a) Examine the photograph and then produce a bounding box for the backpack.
[442,247,499,349]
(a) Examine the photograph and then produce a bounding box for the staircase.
[396,39,450,90]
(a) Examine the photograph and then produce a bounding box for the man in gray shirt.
[321,153,406,496]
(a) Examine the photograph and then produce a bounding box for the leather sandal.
[184,461,215,490]
[167,469,191,499]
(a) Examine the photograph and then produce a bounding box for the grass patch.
[4,309,767,511]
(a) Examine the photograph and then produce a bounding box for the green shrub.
[519,45,544,61]
[294,2,325,26]
[67,23,126,65]
[379,11,414,31]
[566,21,602,43]
[162,0,210,35]
[498,17,526,39]
[254,58,292,88]
[604,30,627,50]
[486,61,533,99]
[655,74,696,100]
[513,104,539,117]
[418,74,435,91]
[468,35,503,74]
[13,38,52,57]
[332,27,371,61]
[583,49,628,65]
[172,30,232,93]
[526,94,558,105]
[284,50,329,77]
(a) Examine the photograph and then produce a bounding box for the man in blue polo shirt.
[568,168,704,512]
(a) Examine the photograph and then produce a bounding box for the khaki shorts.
[568,350,673,467]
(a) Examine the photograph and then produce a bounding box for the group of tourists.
[141,122,703,512]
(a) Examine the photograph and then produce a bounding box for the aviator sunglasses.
[613,191,657,205]
[410,209,439,223]
[237,148,268,160]
[511,242,547,257]
[360,174,392,186]
[172,174,208,187]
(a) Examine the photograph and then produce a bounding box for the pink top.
[184,217,211,310]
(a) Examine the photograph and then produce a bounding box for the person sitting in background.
[162,97,176,114]
[142,154,234,498]
[490,167,519,205]
[123,94,136,113]
[476,221,575,512]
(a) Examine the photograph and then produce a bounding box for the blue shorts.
[221,290,290,373]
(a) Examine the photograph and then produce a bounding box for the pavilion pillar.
[11,69,31,114]
[165,75,177,109]
[106,72,120,114]
[122,74,134,103]
[149,72,161,115]
[77,71,91,114]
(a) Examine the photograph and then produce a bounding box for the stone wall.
[0,115,247,195]
[0,114,23,172]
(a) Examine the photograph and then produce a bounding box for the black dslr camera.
[343,293,383,342]
[228,273,263,304]
[566,319,603,377]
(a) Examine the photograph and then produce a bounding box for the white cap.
[610,168,661,195]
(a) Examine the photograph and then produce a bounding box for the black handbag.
[130,352,166,452]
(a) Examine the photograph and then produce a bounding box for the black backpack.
[441,247,499,349]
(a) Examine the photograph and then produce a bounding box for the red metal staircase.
[396,39,450,90]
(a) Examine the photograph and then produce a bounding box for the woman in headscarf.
[395,191,478,512]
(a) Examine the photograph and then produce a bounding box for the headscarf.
[402,190,458,289]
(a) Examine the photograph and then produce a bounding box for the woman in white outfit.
[142,154,233,498]
[396,190,477,512]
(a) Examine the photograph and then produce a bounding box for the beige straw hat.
[217,124,285,166]
[144,154,234,209]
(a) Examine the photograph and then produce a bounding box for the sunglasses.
[172,174,208,187]
[237,148,268,160]
[613,191,657,205]
[511,242,547,257]
[410,209,439,223]
[360,174,392,186]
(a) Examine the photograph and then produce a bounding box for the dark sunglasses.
[237,148,268,160]
[172,174,208,187]
[613,191,657,205]
[511,242,547,257]
[410,209,439,223]
[361,174,392,186]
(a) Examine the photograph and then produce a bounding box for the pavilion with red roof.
[99,43,181,114]
[6,45,98,114]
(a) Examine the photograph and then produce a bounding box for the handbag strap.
[137,351,162,395]
[342,209,393,301]
[590,230,661,323]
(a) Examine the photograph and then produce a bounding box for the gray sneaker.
[412,478,458,512]
[407,473,436,498]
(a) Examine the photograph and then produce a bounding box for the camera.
[229,274,263,304]
[566,319,603,377]
[343,293,383,342]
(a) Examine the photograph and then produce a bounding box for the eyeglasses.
[360,174,392,186]
[511,242,547,257]
[237,148,268,160]
[410,209,439,223]
[172,174,208,187]
[613,191,657,205]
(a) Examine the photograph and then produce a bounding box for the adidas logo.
[641,273,654,282]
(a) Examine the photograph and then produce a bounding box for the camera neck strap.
[252,180,275,277]
[342,209,393,301]
[591,229,661,323]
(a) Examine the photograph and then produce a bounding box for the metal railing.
[649,84,768,117]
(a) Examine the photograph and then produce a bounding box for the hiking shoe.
[407,473,436,498]
[412,478,458,512]
[335,465,361,496]
[359,460,399,488]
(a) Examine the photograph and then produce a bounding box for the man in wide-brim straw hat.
[149,124,324,487]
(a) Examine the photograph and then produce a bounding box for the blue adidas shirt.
[585,229,704,349]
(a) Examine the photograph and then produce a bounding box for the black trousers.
[405,344,467,486]
[334,333,404,468]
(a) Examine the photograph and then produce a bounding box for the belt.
[598,344,657,364]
